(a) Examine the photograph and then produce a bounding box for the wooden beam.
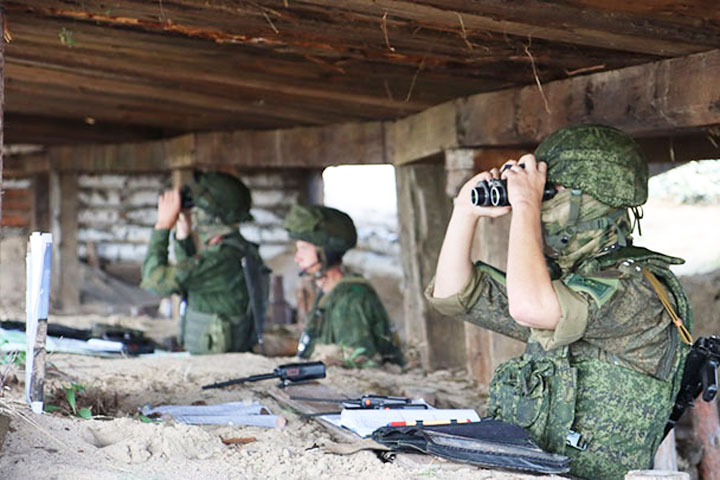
[291,0,718,56]
[389,102,457,165]
[637,134,720,163]
[459,49,720,146]
[196,121,387,169]
[8,49,720,173]
[7,120,388,173]
[393,49,720,164]
[49,168,81,311]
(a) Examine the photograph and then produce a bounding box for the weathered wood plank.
[396,162,465,370]
[197,121,388,168]
[49,167,80,310]
[459,49,720,146]
[389,101,458,165]
[288,0,717,56]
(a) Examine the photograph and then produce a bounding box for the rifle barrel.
[289,395,352,404]
[202,372,278,390]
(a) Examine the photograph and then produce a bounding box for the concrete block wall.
[76,174,166,264]
[74,170,310,266]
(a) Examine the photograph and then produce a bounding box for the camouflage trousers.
[180,306,255,354]
[489,342,675,480]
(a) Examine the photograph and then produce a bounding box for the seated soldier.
[141,171,268,354]
[283,205,404,366]
[427,125,692,479]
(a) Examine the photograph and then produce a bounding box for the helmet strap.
[630,206,644,236]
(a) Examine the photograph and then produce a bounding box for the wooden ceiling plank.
[21,0,719,55]
[279,0,717,56]
[195,121,387,168]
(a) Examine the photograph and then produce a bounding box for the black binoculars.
[179,184,194,209]
[470,178,557,207]
[469,164,557,207]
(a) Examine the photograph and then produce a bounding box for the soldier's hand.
[502,154,547,210]
[155,189,182,230]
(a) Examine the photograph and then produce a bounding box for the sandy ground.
[0,317,566,480]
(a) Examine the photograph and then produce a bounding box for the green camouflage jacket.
[426,248,690,480]
[141,228,259,352]
[299,276,404,366]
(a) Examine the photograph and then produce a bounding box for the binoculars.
[470,179,557,207]
[470,163,557,207]
[179,184,195,209]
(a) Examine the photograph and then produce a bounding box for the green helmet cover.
[535,124,649,208]
[188,171,252,225]
[283,205,357,256]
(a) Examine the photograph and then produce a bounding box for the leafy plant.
[45,383,92,419]
[58,27,76,47]
[1,349,25,368]
[342,346,378,369]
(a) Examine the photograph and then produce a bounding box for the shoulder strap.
[642,268,693,345]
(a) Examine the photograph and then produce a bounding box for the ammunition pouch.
[489,342,678,479]
[181,306,254,354]
[488,343,576,454]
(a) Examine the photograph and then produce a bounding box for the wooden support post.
[396,161,465,370]
[0,6,5,224]
[31,173,50,232]
[49,168,80,311]
[692,397,720,480]
[172,168,194,189]
[464,149,527,386]
[304,169,324,205]
[444,149,475,199]
[653,429,678,471]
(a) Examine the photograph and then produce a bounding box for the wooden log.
[49,168,81,311]
[288,0,717,56]
[692,397,720,480]
[396,162,465,370]
[458,49,720,146]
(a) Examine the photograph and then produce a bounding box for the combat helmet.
[283,205,357,267]
[534,124,648,208]
[184,171,253,225]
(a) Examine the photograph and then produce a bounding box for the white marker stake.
[25,232,53,414]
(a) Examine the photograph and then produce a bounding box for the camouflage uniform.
[141,172,266,354]
[426,125,691,479]
[284,205,404,366]
[301,275,404,365]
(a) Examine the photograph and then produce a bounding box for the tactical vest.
[179,236,266,354]
[297,276,372,359]
[488,247,691,480]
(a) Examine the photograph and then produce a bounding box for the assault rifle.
[290,394,426,409]
[0,320,155,355]
[665,336,720,436]
[201,361,326,390]
[290,394,429,417]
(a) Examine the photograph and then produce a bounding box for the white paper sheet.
[336,408,480,437]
